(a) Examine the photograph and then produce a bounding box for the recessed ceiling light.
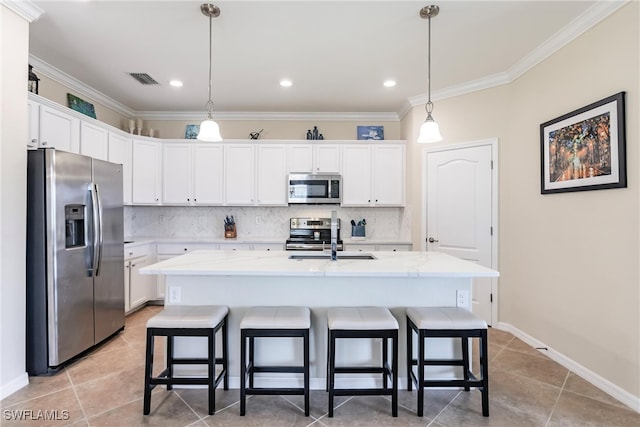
[383,80,396,87]
[169,80,183,87]
[280,79,293,87]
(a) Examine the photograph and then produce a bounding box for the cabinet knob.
[31,139,38,143]
[184,248,188,251]
[428,237,439,243]
[42,141,47,146]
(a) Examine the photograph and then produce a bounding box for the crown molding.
[28,0,627,122]
[506,0,628,81]
[409,0,628,107]
[29,55,136,118]
[2,0,44,22]
[136,110,401,122]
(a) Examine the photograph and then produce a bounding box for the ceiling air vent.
[129,73,159,85]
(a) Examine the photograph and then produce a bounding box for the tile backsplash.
[124,206,411,241]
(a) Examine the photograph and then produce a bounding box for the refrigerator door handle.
[89,183,103,276]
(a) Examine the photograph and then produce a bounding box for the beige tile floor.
[2,305,640,427]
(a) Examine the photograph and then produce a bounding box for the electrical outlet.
[168,286,181,303]
[456,289,470,309]
[255,216,262,225]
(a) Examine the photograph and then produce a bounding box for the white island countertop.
[141,250,499,278]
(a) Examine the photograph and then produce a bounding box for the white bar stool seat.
[327,307,399,418]
[240,306,310,416]
[143,305,229,416]
[406,306,489,417]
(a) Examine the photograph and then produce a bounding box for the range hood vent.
[129,73,159,85]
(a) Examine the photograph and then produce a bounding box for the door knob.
[428,237,439,243]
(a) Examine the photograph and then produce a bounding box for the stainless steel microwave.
[288,173,341,204]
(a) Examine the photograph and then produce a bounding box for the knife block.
[224,224,236,239]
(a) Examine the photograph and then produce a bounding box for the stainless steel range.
[285,218,344,251]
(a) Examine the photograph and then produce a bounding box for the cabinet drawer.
[125,244,149,260]
[376,244,412,251]
[156,243,219,255]
[252,243,284,251]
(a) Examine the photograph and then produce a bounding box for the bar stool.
[406,306,489,417]
[143,305,229,416]
[240,306,310,416]
[327,307,398,417]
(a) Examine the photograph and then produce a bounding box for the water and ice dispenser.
[65,204,85,248]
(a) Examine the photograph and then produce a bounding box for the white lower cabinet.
[346,243,412,252]
[125,255,156,313]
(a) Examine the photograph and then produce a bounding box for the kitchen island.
[141,250,499,389]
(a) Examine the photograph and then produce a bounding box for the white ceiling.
[26,0,621,119]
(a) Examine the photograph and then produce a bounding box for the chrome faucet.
[330,210,338,261]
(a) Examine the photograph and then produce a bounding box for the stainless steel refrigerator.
[26,148,125,375]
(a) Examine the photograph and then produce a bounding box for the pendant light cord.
[426,13,433,115]
[206,13,214,119]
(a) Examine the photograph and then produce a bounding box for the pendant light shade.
[417,5,442,144]
[418,112,442,143]
[197,3,222,142]
[198,117,222,142]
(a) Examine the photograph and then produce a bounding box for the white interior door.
[424,141,497,325]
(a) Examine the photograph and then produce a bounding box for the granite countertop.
[140,250,499,278]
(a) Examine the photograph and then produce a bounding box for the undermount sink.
[288,253,376,260]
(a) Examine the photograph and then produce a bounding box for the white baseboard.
[0,372,29,401]
[496,322,640,413]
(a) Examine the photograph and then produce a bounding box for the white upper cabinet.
[288,144,341,174]
[80,120,109,161]
[108,132,133,205]
[372,144,405,206]
[341,145,373,205]
[27,99,39,149]
[315,144,341,173]
[192,144,224,205]
[161,143,224,206]
[38,104,80,153]
[131,139,161,205]
[162,143,191,204]
[341,144,405,207]
[256,144,287,206]
[224,144,256,205]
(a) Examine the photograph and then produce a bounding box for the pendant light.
[197,3,223,141]
[417,5,443,143]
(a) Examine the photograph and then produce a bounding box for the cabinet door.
[108,132,133,205]
[341,145,372,206]
[193,144,224,205]
[27,99,39,148]
[132,139,160,204]
[155,255,174,299]
[373,145,405,206]
[224,144,255,205]
[80,121,109,161]
[162,143,191,204]
[129,256,155,309]
[315,145,341,173]
[39,105,80,153]
[288,144,313,173]
[124,261,131,313]
[257,145,287,205]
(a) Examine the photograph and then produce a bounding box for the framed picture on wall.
[185,124,200,139]
[540,92,626,194]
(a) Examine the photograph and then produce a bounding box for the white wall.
[0,5,29,399]
[403,2,639,405]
